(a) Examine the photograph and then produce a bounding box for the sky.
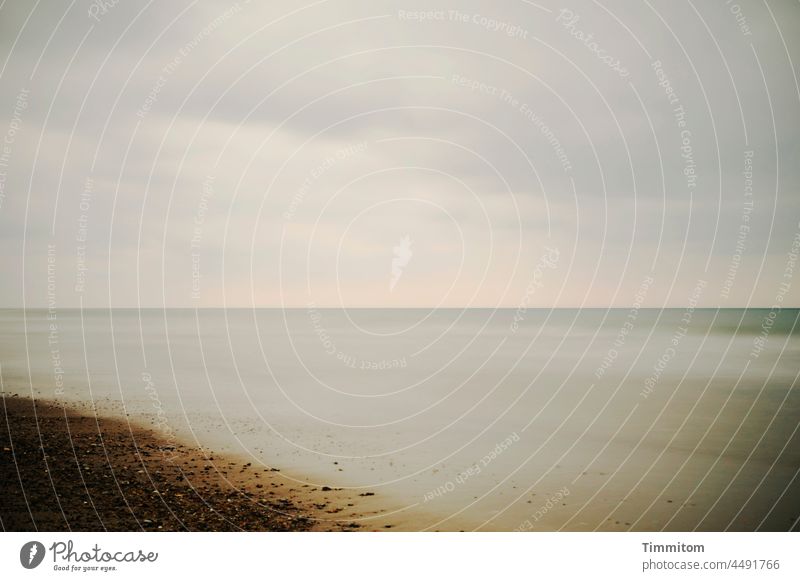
[0,0,799,308]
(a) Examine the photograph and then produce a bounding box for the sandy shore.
[0,395,400,532]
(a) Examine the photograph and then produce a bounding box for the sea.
[1,308,798,531]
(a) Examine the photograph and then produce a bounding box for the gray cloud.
[1,0,798,307]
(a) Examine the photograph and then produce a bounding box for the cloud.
[0,0,798,307]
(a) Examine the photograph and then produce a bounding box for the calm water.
[2,308,799,530]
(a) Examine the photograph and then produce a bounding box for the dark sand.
[0,395,397,531]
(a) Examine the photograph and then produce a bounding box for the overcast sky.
[1,0,799,308]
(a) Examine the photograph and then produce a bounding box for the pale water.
[2,309,799,530]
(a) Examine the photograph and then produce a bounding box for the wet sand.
[0,395,400,532]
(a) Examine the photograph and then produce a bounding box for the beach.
[1,308,799,531]
[0,395,398,532]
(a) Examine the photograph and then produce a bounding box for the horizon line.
[3,306,797,311]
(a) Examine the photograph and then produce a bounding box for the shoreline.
[0,394,402,532]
